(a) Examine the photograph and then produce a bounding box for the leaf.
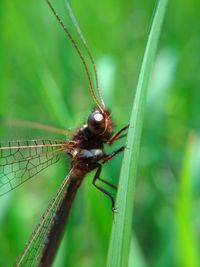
[107,0,169,266]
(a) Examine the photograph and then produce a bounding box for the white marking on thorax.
[79,149,103,158]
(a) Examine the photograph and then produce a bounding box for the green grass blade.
[128,235,147,267]
[107,0,168,266]
[175,133,199,267]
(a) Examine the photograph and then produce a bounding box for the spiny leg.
[92,146,126,211]
[97,177,117,190]
[92,163,116,212]
[102,146,125,164]
[95,145,126,191]
[107,125,129,146]
[97,146,126,189]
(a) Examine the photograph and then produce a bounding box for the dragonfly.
[0,0,128,266]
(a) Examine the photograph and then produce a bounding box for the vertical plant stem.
[107,0,168,266]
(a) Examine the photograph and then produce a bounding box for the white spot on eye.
[94,113,103,122]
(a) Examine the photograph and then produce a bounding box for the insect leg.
[102,146,125,164]
[96,145,125,190]
[97,177,117,190]
[107,125,129,145]
[92,163,116,212]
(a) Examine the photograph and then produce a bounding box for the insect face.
[87,110,112,139]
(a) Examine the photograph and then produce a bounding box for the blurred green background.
[0,0,200,267]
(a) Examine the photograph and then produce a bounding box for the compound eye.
[87,111,105,134]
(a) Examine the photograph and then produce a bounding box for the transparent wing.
[0,140,68,196]
[15,169,73,267]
